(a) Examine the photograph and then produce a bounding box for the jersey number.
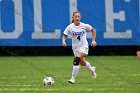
[77,36,81,41]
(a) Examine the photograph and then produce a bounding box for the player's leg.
[80,56,96,79]
[70,52,96,80]
[84,60,96,79]
[77,52,86,66]
[80,57,93,71]
[78,47,96,79]
[81,57,93,71]
[68,52,81,84]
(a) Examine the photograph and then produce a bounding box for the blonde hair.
[71,11,80,23]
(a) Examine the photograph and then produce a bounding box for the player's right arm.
[62,35,67,46]
[62,25,70,47]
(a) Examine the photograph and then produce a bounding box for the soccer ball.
[43,77,54,86]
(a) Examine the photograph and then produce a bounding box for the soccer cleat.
[92,66,96,79]
[68,79,75,84]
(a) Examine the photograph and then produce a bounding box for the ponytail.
[71,19,74,23]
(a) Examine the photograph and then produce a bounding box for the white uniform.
[63,22,93,56]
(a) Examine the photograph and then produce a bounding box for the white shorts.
[73,46,89,57]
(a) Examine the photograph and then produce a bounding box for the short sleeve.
[63,26,70,36]
[84,24,93,31]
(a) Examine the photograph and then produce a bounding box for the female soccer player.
[62,11,96,84]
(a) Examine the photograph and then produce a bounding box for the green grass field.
[0,56,140,93]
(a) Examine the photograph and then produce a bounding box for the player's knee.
[73,57,81,66]
[80,61,86,66]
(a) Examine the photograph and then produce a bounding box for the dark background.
[0,46,139,56]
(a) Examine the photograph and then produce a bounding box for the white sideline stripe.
[0,74,140,79]
[111,74,140,76]
[0,76,26,79]
[100,74,140,76]
[0,88,57,91]
[133,74,140,76]
[0,85,38,87]
[0,88,139,91]
[0,81,136,87]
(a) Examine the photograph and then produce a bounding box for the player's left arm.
[84,23,96,47]
[91,28,96,47]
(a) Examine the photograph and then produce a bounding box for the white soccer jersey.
[63,22,93,55]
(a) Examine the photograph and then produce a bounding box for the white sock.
[71,65,80,80]
[85,61,93,72]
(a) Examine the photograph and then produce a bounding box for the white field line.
[0,83,126,87]
[0,80,136,87]
[133,74,140,76]
[0,76,26,79]
[0,88,140,91]
[0,74,140,79]
[0,88,57,91]
[109,74,140,76]
[0,85,39,87]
